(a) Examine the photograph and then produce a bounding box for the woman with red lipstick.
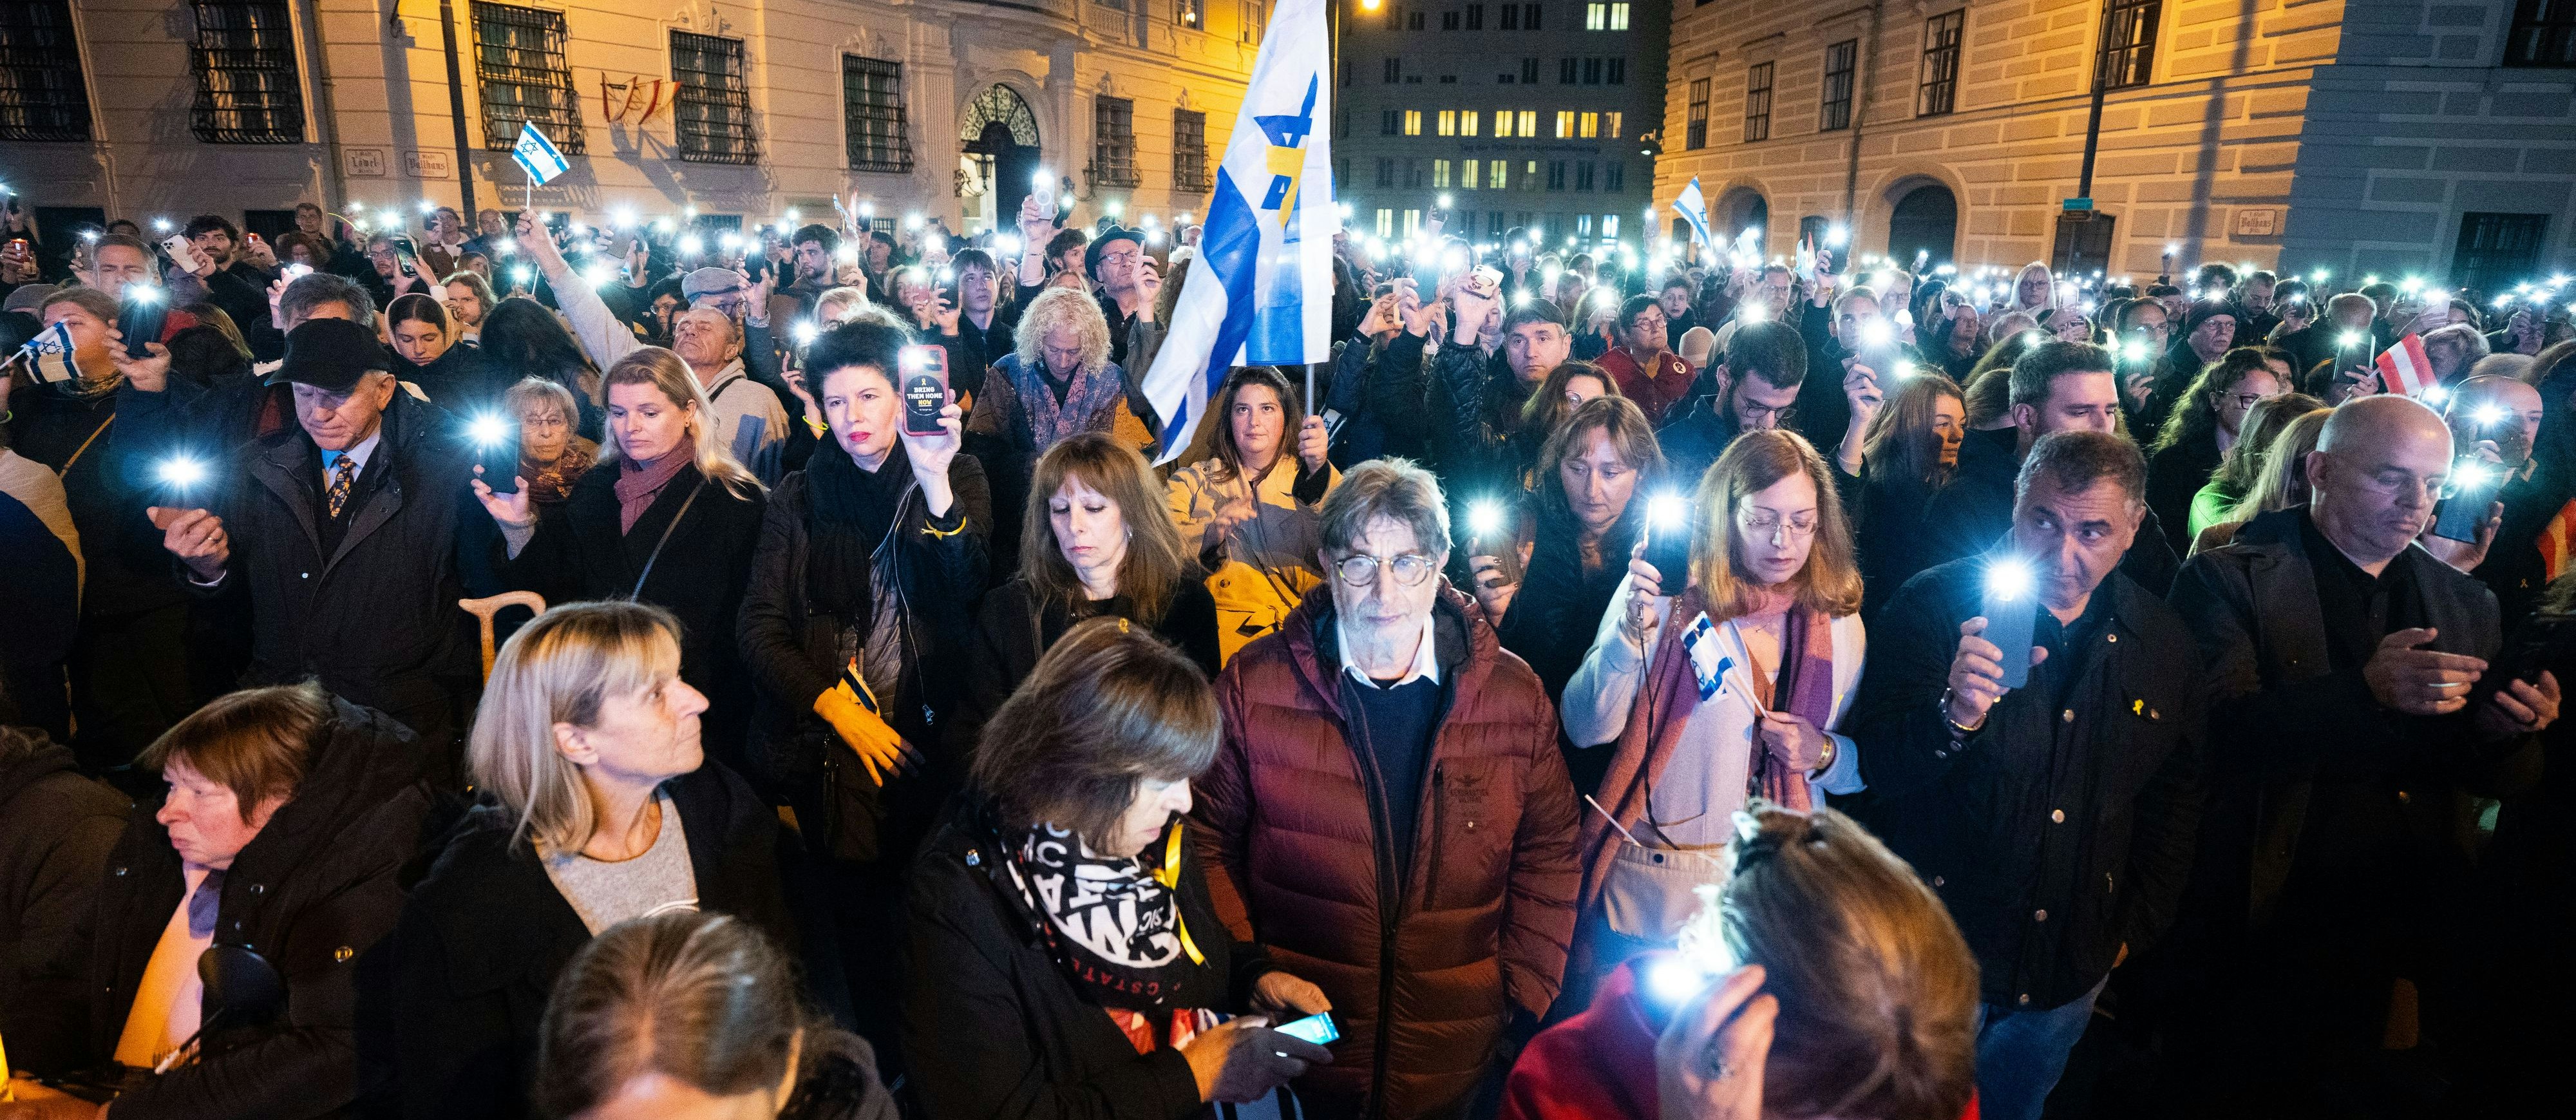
[1555,430,1870,1008]
[736,318,990,1068]
[961,432,1221,748]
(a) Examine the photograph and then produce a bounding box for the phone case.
[1982,578,2040,690]
[902,347,949,435]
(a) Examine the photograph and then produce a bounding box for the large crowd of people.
[2,187,2574,1120]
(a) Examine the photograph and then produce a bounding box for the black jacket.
[79,698,438,1120]
[2,383,196,623]
[1793,302,1855,453]
[1325,332,1434,469]
[1426,337,1539,501]
[2166,507,2540,944]
[396,344,503,417]
[502,460,766,757]
[902,805,1274,1120]
[1849,556,2206,1010]
[388,763,794,1120]
[2144,432,2222,556]
[194,394,496,752]
[736,461,990,857]
[1852,470,1956,622]
[0,726,129,1072]
[1921,424,2182,595]
[958,574,1223,750]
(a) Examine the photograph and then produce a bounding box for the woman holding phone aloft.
[1554,430,1869,1003]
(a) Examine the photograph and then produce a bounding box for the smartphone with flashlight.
[1980,558,2040,690]
[900,344,950,435]
[2432,455,2503,543]
[117,293,170,359]
[1463,499,1524,587]
[1640,494,1693,587]
[160,234,205,276]
[282,262,314,283]
[1273,1012,1340,1046]
[471,413,522,495]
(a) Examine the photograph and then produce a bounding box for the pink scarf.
[1577,589,1838,909]
[613,450,692,534]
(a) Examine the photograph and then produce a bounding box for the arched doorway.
[1714,187,1768,254]
[1886,184,1958,270]
[961,84,1041,234]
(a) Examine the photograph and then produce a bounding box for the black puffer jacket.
[76,698,438,1120]
[388,763,794,1120]
[0,726,129,1072]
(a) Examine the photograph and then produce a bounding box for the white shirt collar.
[321,430,381,474]
[1338,611,1441,689]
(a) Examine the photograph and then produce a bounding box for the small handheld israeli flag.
[1671,177,1718,257]
[8,321,80,386]
[511,121,570,187]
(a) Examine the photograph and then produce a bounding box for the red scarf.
[612,450,691,534]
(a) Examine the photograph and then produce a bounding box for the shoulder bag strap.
[628,479,706,600]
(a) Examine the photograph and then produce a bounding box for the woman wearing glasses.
[1555,429,1869,1005]
[2142,348,2289,555]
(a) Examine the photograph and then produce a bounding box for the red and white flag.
[2538,498,2576,582]
[2375,334,2438,399]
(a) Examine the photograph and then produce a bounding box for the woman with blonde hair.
[392,601,792,1120]
[537,910,896,1120]
[963,432,1220,742]
[1166,366,1340,662]
[2192,405,2329,555]
[473,346,768,763]
[1557,430,1870,1000]
[1501,804,1980,1120]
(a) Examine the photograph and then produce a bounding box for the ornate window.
[0,1,90,142]
[670,30,758,164]
[191,1,303,144]
[472,2,583,153]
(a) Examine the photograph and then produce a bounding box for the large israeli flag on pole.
[1671,177,1717,256]
[1142,0,1338,464]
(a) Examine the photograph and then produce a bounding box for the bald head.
[2310,395,2454,568]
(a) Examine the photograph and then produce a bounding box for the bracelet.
[1938,688,1985,737]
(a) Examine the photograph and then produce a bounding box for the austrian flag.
[2374,334,2438,399]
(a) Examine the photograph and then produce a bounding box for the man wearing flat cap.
[149,318,495,779]
[1086,224,1161,370]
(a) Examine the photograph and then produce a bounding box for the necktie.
[327,454,358,519]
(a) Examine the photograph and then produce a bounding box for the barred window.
[1743,62,1773,142]
[1091,96,1139,189]
[1819,39,1857,131]
[2505,0,2576,66]
[2096,0,2160,91]
[0,1,91,142]
[1918,10,1964,117]
[472,3,582,153]
[1173,108,1209,193]
[670,31,758,164]
[843,55,912,173]
[1685,78,1709,149]
[191,1,304,144]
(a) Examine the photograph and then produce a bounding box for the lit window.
[1403,109,1422,135]
[1609,3,1628,30]
[1461,109,1479,136]
[1518,109,1536,135]
[1604,111,1621,138]
[1433,159,1452,188]
[1376,208,1394,236]
[1580,111,1598,137]
[1577,214,1593,236]
[1585,2,1604,30]
[1604,214,1620,237]
[1555,110,1573,137]
[1403,209,1421,236]
[1491,159,1509,189]
[1437,109,1455,135]
[1463,159,1482,189]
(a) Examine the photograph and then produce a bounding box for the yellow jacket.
[1166,457,1341,663]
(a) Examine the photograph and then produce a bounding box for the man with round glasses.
[1191,457,1582,1120]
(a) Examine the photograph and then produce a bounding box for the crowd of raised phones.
[2,191,2574,1120]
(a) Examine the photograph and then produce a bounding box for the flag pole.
[1305,363,1314,415]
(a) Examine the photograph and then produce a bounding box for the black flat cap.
[266,318,391,393]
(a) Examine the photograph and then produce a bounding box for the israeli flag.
[1141,0,1338,464]
[1671,177,1717,256]
[511,121,570,185]
[10,321,80,386]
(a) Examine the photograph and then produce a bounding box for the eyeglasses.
[1738,510,1819,540]
[2222,390,2268,410]
[1332,552,1437,587]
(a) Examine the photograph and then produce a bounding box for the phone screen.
[900,345,949,435]
[117,298,170,359]
[1980,559,2040,690]
[2431,455,2502,543]
[1274,1012,1340,1046]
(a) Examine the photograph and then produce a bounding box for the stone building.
[1335,0,1669,248]
[1653,0,2575,288]
[0,0,1267,238]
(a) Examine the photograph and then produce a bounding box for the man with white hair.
[670,305,787,478]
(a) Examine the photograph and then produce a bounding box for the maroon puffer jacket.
[1192,582,1580,1120]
